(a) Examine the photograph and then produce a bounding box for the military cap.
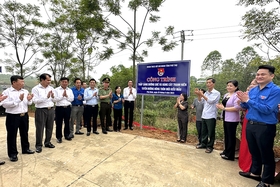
[102,77,110,83]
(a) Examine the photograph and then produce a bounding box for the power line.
[193,25,242,31]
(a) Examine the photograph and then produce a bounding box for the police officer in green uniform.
[98,77,113,134]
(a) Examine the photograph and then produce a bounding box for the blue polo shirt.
[71,87,84,106]
[111,93,124,110]
[241,81,280,124]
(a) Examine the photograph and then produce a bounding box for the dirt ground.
[121,123,280,158]
[28,112,280,158]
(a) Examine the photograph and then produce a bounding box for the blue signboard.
[136,60,191,97]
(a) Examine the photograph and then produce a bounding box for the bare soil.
[28,112,280,157]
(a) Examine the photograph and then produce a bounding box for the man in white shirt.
[53,77,74,143]
[0,94,7,165]
[2,75,34,162]
[32,73,55,153]
[84,78,99,136]
[123,80,137,130]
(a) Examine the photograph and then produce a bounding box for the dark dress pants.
[201,118,216,149]
[113,108,122,131]
[124,101,134,128]
[55,106,71,139]
[6,113,30,157]
[84,105,99,132]
[196,120,202,144]
[178,116,188,141]
[100,103,111,131]
[35,108,55,148]
[223,121,238,160]
[246,121,276,185]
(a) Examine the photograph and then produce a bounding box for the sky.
[96,0,256,79]
[0,0,275,79]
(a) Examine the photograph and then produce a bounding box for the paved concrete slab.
[0,116,279,187]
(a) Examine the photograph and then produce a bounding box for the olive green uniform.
[98,88,112,132]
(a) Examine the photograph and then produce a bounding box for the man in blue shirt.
[84,78,99,136]
[70,78,85,137]
[238,65,280,187]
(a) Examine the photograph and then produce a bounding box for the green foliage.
[201,50,222,76]
[238,0,280,54]
[0,1,46,78]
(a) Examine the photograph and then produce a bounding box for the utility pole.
[174,30,193,60]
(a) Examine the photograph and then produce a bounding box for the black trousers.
[124,101,134,128]
[113,108,122,131]
[196,120,202,144]
[201,118,216,149]
[223,121,238,160]
[55,106,71,139]
[178,116,188,141]
[100,102,111,130]
[84,105,99,132]
[6,113,30,157]
[246,121,276,185]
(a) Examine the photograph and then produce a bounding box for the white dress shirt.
[123,87,137,101]
[84,87,99,105]
[53,86,74,106]
[2,86,32,114]
[32,83,55,108]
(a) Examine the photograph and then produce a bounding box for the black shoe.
[106,128,113,132]
[22,149,35,154]
[221,155,234,161]
[93,131,99,135]
[45,143,55,148]
[69,134,74,138]
[9,155,18,162]
[256,181,270,187]
[239,171,261,181]
[123,127,128,130]
[220,151,225,156]
[65,137,72,141]
[57,138,62,143]
[0,161,5,165]
[86,132,90,136]
[36,147,42,153]
[129,127,133,130]
[102,130,107,134]
[196,144,206,149]
[75,131,84,135]
[180,140,186,143]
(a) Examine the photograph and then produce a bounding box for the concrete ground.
[0,116,279,187]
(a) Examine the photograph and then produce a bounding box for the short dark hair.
[207,77,215,83]
[181,93,188,101]
[74,78,82,83]
[199,88,206,94]
[60,77,69,82]
[10,75,23,84]
[39,73,51,81]
[89,78,96,83]
[258,65,275,74]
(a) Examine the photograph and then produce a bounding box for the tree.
[238,0,280,57]
[201,50,222,76]
[41,0,113,85]
[0,1,46,77]
[80,0,178,83]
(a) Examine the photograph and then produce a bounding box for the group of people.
[176,65,280,187]
[0,74,137,165]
